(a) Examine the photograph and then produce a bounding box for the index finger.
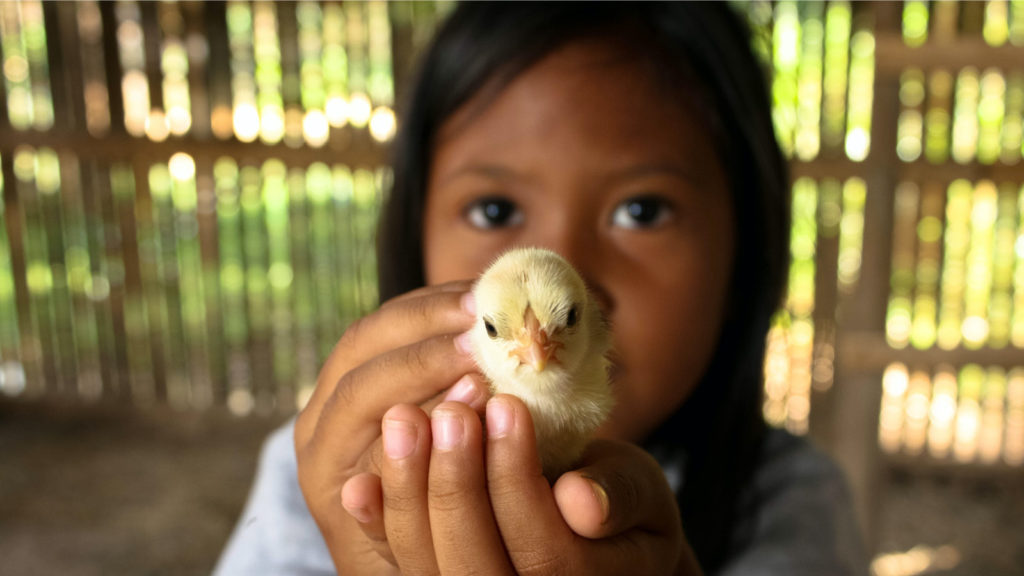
[380,279,475,308]
[298,283,476,445]
[307,332,477,469]
[319,283,475,396]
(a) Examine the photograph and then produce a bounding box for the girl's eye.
[465,197,524,229]
[610,196,673,229]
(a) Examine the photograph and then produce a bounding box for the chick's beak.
[513,307,562,372]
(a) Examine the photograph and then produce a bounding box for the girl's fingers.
[426,402,513,575]
[484,395,576,573]
[294,281,483,573]
[342,380,495,569]
[357,372,493,478]
[485,396,686,575]
[341,472,396,565]
[437,372,491,411]
[553,441,687,575]
[380,279,475,308]
[553,440,682,539]
[296,285,476,447]
[304,370,490,570]
[307,332,477,470]
[379,404,439,575]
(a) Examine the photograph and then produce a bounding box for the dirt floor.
[0,398,286,576]
[873,463,1024,576]
[1,398,1021,576]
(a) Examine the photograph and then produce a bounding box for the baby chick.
[469,247,613,479]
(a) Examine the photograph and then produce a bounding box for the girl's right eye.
[464,197,524,229]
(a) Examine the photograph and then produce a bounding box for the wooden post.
[830,0,902,553]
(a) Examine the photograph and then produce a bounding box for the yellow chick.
[469,247,614,479]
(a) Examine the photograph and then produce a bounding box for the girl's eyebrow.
[437,163,530,187]
[437,161,703,189]
[604,162,702,186]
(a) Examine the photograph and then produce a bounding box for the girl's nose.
[527,223,615,316]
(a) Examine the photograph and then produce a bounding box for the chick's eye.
[484,319,498,339]
[611,196,673,229]
[465,198,523,229]
[566,306,578,328]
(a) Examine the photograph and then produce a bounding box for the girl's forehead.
[435,38,702,153]
[431,48,714,189]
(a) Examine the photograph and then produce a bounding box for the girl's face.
[423,40,735,442]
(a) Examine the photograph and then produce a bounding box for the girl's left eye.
[610,196,673,229]
[464,197,524,229]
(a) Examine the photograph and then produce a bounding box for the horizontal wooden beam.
[839,331,1024,374]
[897,159,1024,184]
[790,158,1024,184]
[0,129,391,169]
[789,158,867,181]
[885,452,1024,480]
[875,33,1024,73]
[3,131,1019,184]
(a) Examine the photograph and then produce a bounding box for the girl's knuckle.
[382,488,421,515]
[426,482,468,513]
[333,375,361,409]
[339,315,369,348]
[511,547,570,576]
[403,341,435,375]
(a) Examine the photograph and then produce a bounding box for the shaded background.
[0,1,1022,574]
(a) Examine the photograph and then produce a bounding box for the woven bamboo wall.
[0,1,454,414]
[1,4,1023,538]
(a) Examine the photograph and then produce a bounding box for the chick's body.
[469,247,613,478]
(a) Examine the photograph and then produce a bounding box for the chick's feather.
[469,247,613,479]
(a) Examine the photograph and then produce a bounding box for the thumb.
[552,439,681,540]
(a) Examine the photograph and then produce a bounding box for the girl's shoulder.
[722,428,869,575]
[755,427,848,487]
[213,419,335,576]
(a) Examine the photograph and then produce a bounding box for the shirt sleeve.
[212,419,335,576]
[718,430,869,576]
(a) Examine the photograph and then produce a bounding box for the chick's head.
[470,248,605,394]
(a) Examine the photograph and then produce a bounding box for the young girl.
[216,4,866,575]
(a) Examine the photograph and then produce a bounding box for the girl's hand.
[354,394,702,575]
[294,281,488,574]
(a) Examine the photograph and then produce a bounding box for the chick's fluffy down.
[469,247,613,478]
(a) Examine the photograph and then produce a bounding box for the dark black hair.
[377,3,790,570]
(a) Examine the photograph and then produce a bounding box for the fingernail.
[461,292,476,316]
[454,331,474,355]
[343,503,372,524]
[586,477,610,524]
[486,397,513,438]
[383,419,417,460]
[432,410,464,451]
[444,375,479,405]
